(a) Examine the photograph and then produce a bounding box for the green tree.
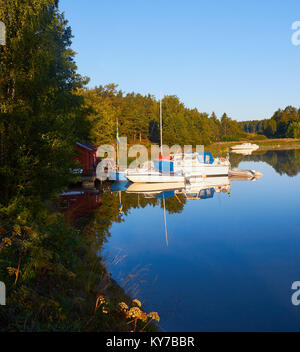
[0,0,89,204]
[81,85,119,145]
[265,119,277,137]
[287,122,300,138]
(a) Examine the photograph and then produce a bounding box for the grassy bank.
[0,198,159,332]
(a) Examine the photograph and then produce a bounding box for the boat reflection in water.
[123,175,257,201]
[230,149,256,156]
[57,173,262,222]
[58,190,101,220]
[230,143,259,156]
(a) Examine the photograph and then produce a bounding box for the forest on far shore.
[81,85,299,147]
[240,106,300,139]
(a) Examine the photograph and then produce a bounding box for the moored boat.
[230,143,259,151]
[126,152,230,183]
[173,152,230,178]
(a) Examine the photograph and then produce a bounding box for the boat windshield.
[197,152,214,164]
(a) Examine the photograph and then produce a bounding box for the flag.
[116,126,120,145]
[119,203,123,216]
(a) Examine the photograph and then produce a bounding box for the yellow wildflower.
[97,295,106,305]
[140,311,148,322]
[119,302,129,311]
[148,312,160,322]
[95,295,106,313]
[132,299,142,307]
[128,307,143,319]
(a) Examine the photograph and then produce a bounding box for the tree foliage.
[0,0,90,205]
[241,106,300,139]
[80,86,245,147]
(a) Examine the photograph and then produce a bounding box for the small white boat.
[230,143,259,151]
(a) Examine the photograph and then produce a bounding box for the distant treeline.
[80,84,247,146]
[241,106,300,139]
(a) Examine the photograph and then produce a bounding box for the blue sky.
[60,0,300,121]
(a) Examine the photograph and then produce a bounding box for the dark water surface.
[97,150,300,331]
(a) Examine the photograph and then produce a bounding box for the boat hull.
[126,173,185,183]
[110,172,129,182]
[126,182,185,193]
[230,143,259,151]
[183,165,229,178]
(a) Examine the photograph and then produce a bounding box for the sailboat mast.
[160,94,163,156]
[116,118,119,169]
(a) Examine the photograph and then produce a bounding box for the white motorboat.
[230,143,259,151]
[172,152,230,178]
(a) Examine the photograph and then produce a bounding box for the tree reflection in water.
[230,149,300,176]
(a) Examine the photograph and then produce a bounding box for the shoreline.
[206,138,300,156]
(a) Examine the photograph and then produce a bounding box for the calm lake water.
[70,149,300,332]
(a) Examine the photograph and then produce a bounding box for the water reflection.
[57,149,300,332]
[230,149,300,176]
[124,176,232,202]
[58,150,300,221]
[58,190,101,220]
